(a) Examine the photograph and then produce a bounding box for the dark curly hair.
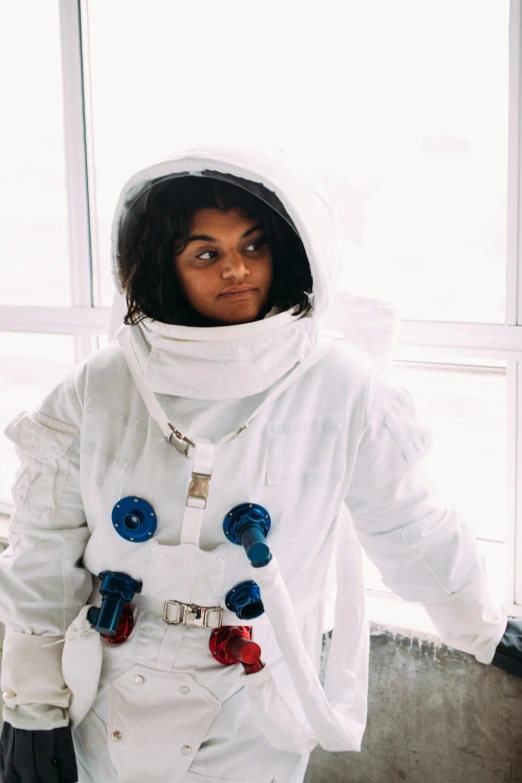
[119,175,313,327]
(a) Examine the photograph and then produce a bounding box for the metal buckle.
[168,425,196,456]
[187,472,211,509]
[163,600,223,629]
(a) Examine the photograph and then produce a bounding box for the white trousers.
[72,682,310,783]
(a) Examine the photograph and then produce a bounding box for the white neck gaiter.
[125,306,319,400]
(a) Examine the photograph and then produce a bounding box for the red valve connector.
[210,626,264,674]
[101,602,135,645]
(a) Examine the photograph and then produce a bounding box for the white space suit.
[0,145,507,783]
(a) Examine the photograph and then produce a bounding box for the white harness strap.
[117,326,211,543]
[181,440,214,545]
[117,326,196,458]
[117,325,341,547]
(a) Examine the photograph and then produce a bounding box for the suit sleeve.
[345,364,507,664]
[0,371,92,729]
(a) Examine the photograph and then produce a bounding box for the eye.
[246,238,268,252]
[196,238,268,262]
[196,249,219,261]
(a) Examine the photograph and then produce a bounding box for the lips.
[221,286,256,295]
[220,286,257,299]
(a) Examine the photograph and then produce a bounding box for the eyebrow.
[185,223,263,245]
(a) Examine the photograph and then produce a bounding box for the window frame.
[0,0,520,615]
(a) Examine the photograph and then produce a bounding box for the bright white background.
[0,0,519,625]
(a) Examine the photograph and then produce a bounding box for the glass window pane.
[392,346,507,369]
[0,333,75,505]
[0,3,70,305]
[87,0,508,323]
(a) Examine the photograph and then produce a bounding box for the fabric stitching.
[81,413,144,474]
[6,414,78,463]
[25,460,56,520]
[399,517,452,597]
[266,428,344,485]
[382,391,410,462]
[33,411,78,438]
[61,530,67,635]
[13,465,42,509]
[72,370,84,413]
[267,413,347,435]
[382,389,432,466]
[383,420,409,463]
[84,396,148,426]
[360,367,371,438]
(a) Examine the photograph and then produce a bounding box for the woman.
[0,144,518,783]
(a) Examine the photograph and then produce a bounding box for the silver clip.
[163,600,223,629]
[168,424,196,456]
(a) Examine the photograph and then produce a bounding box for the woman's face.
[173,208,274,325]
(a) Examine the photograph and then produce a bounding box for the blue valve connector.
[225,581,264,620]
[112,497,157,543]
[87,571,142,637]
[223,503,272,567]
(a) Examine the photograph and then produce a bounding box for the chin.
[219,314,259,326]
[214,305,264,326]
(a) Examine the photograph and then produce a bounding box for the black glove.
[491,619,522,677]
[0,722,78,783]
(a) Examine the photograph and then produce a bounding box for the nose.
[221,250,251,279]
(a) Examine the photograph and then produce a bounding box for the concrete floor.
[304,627,522,783]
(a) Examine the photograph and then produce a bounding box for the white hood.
[108,143,342,399]
[110,143,341,318]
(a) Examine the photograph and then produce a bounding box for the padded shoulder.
[74,341,133,406]
[315,339,376,396]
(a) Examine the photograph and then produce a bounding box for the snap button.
[135,675,145,684]
[181,745,192,755]
[112,731,123,741]
[179,686,190,695]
